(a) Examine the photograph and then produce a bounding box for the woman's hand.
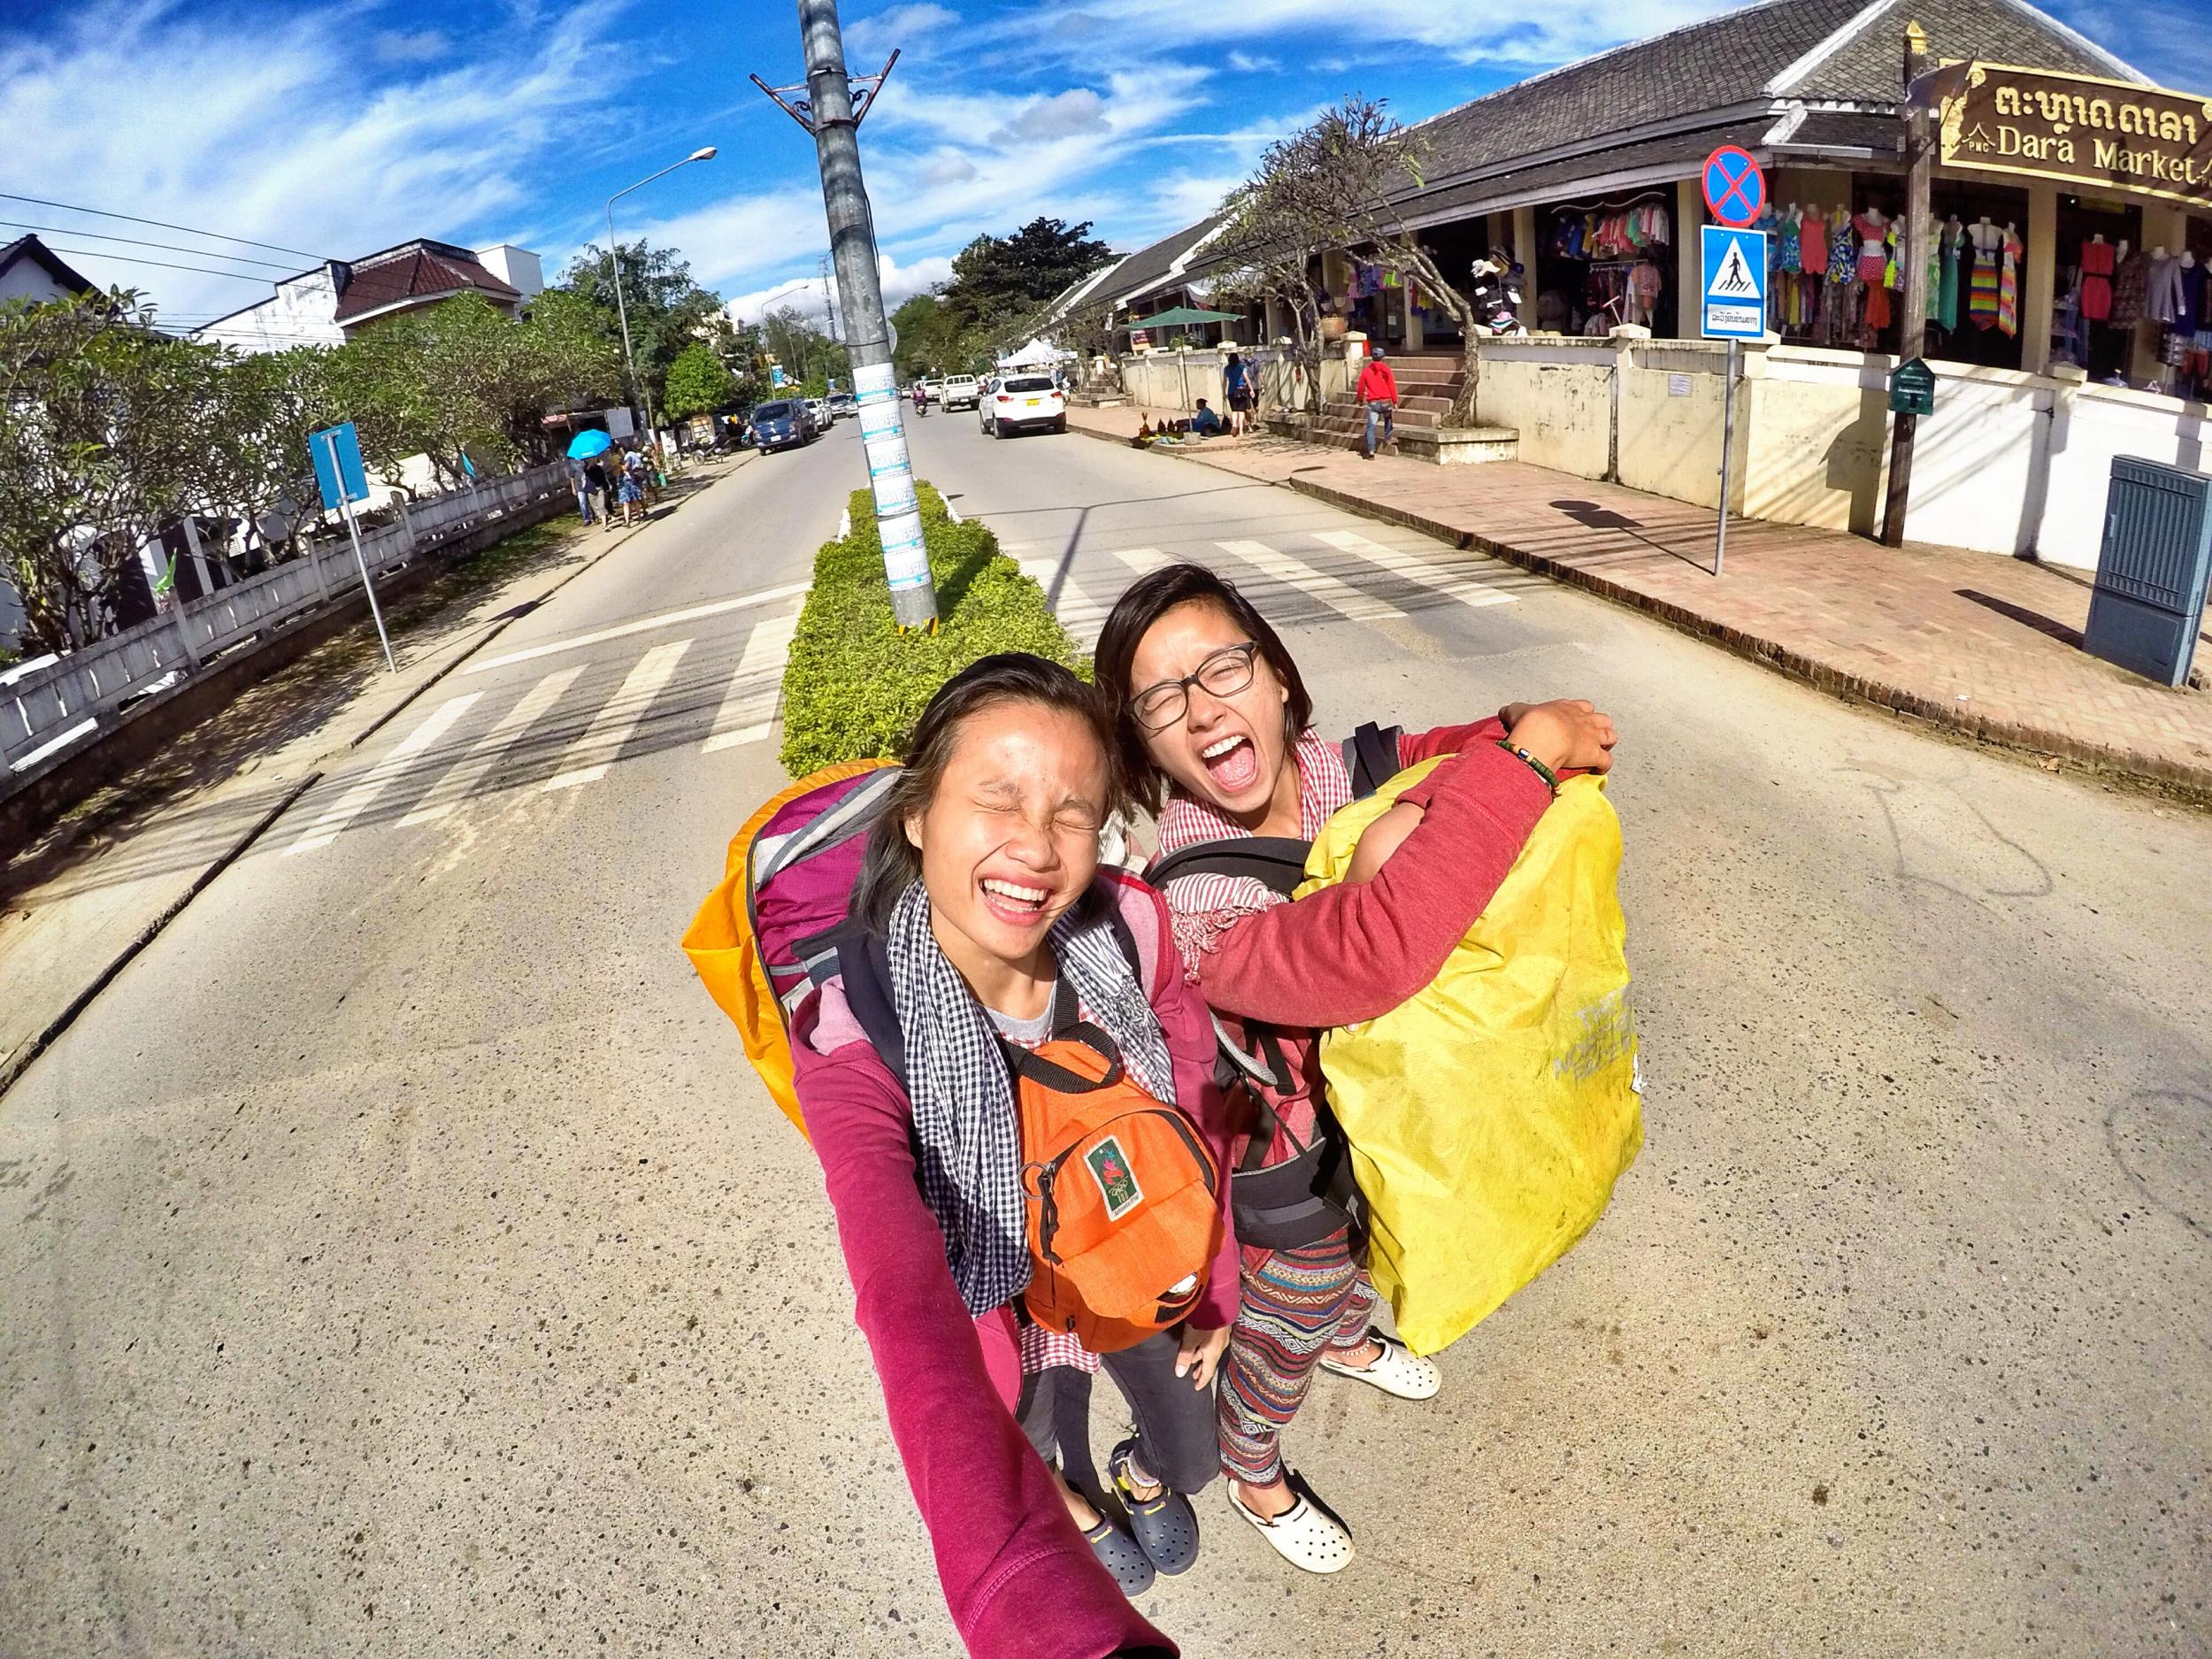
[1174,1323,1233,1390]
[1502,698,1617,775]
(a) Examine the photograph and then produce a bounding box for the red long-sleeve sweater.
[787,871,1239,1659]
[1356,359,1399,404]
[1185,719,1553,1167]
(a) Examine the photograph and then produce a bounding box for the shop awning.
[1121,305,1240,330]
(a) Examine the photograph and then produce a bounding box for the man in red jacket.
[1356,347,1397,459]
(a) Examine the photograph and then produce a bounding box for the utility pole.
[755,3,936,626]
[1881,21,1932,548]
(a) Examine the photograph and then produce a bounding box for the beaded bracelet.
[1496,740,1559,794]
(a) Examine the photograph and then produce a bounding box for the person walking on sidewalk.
[1224,352,1256,436]
[1356,347,1398,459]
[568,458,596,526]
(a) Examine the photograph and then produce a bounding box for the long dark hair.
[1094,564,1312,814]
[852,652,1120,932]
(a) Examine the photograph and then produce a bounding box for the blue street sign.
[1701,226,1770,341]
[309,421,369,510]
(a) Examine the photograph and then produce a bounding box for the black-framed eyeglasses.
[1129,641,1262,732]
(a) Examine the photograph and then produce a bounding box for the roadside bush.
[780,483,1083,774]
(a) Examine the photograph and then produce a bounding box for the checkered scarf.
[884,879,1178,1318]
[1153,729,1354,969]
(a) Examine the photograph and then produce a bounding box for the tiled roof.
[332,241,521,323]
[1796,0,2142,99]
[1395,121,1776,227]
[1410,0,1872,186]
[1087,214,1231,311]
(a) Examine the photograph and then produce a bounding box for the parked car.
[922,377,945,403]
[803,397,831,429]
[980,373,1067,437]
[941,373,982,411]
[750,398,812,452]
[826,391,857,420]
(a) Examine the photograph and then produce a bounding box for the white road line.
[1018,560,1109,648]
[285,694,482,854]
[397,666,584,826]
[1110,546,1172,575]
[1213,540,1405,623]
[703,611,798,753]
[541,641,691,790]
[461,582,809,676]
[1310,528,1518,611]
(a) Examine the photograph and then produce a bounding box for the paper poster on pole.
[877,511,932,590]
[854,360,899,403]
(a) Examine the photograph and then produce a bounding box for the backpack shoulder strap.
[1344,721,1404,799]
[1146,836,1312,896]
[833,933,908,1092]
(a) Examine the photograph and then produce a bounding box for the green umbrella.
[1121,305,1241,330]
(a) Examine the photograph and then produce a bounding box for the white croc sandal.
[1227,1471,1355,1575]
[1317,1327,1441,1401]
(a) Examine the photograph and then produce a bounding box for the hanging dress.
[2078,238,2116,322]
[1998,232,2022,339]
[1936,222,1963,332]
[1800,208,1829,276]
[1970,224,2006,329]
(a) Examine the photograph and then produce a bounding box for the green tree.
[940,217,1113,344]
[556,241,727,415]
[183,346,336,567]
[760,305,848,395]
[663,341,737,418]
[0,290,215,648]
[890,292,979,380]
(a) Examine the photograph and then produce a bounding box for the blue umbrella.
[566,429,614,459]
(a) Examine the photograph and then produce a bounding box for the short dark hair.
[1094,565,1313,814]
[851,653,1120,932]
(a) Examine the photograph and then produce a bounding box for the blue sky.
[2,0,2202,337]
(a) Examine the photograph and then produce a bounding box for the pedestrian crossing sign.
[1700,226,1769,341]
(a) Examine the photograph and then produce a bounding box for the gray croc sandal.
[1083,1515,1156,1596]
[1109,1438,1201,1576]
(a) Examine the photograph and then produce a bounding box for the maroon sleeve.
[790,1028,1175,1659]
[1194,743,1552,1029]
[1399,715,1507,767]
[1126,879,1244,1332]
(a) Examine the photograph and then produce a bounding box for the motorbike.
[1467,251,1528,337]
[911,388,930,417]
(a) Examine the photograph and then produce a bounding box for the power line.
[0,191,327,261]
[43,246,274,283]
[1,219,297,272]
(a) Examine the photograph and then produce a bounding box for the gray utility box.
[2082,456,2212,688]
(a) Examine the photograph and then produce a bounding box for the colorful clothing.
[1800,209,1829,276]
[2111,250,2147,325]
[1828,222,1856,287]
[1999,233,2023,338]
[1217,1234,1377,1485]
[1970,223,2006,329]
[1853,212,1889,283]
[2079,237,2116,322]
[1938,221,1963,332]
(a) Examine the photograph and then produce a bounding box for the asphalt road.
[3,411,2207,1658]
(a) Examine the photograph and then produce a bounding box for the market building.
[1067,0,2209,565]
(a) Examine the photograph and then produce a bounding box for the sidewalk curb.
[1075,414,2212,805]
[0,461,746,1100]
[0,768,323,1098]
[1279,472,2212,806]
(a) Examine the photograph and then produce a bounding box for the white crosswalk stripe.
[1110,545,1172,575]
[462,581,809,676]
[1214,539,1406,623]
[1018,560,1110,649]
[703,611,798,752]
[397,666,584,826]
[541,640,691,791]
[1309,528,1517,611]
[285,694,482,854]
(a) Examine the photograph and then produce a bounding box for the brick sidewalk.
[1066,403,2212,799]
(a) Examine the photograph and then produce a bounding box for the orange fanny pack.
[1011,1010,1224,1355]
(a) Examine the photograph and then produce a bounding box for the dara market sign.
[1939,63,2212,211]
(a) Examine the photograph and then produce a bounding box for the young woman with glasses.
[1094,565,1617,1572]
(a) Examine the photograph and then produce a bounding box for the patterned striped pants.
[1217,1228,1377,1485]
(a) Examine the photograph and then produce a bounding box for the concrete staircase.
[1286,353,1518,464]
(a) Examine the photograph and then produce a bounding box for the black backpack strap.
[1145,836,1312,896]
[1344,721,1404,799]
[834,933,907,1092]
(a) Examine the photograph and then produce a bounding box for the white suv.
[981,373,1066,438]
[941,373,981,411]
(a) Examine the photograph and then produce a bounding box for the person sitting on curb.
[1357,347,1398,459]
[1189,399,1225,437]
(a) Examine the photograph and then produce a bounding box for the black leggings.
[1017,1332,1220,1496]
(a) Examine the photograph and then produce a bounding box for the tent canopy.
[998,334,1076,367]
[1121,305,1240,330]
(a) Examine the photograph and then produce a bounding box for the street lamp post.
[606,146,718,450]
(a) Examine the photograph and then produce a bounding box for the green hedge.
[779,482,1084,774]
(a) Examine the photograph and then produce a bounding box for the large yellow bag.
[1296,759,1641,1356]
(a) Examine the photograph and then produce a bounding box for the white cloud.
[987,88,1110,144]
[1225,50,1280,73]
[722,252,955,328]
[0,1,636,323]
[373,28,451,65]
[846,2,962,58]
